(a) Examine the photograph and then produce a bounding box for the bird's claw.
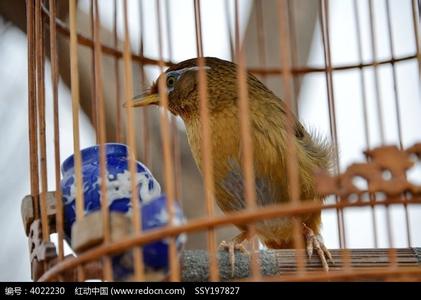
[302,223,334,271]
[219,240,248,277]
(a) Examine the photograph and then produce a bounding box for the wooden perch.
[36,248,421,281]
[180,248,421,281]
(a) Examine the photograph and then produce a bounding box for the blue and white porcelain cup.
[60,143,186,279]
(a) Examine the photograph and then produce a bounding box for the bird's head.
[129,57,262,119]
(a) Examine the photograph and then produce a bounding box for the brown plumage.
[131,57,334,271]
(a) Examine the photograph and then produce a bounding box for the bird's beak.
[125,93,159,108]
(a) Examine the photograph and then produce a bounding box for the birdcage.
[21,0,421,282]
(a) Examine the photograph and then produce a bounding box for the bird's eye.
[166,75,177,89]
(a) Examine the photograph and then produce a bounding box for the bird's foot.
[218,238,248,277]
[302,223,334,271]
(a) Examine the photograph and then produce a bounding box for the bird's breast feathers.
[185,110,290,210]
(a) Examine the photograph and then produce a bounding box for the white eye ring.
[165,66,210,93]
[166,75,177,89]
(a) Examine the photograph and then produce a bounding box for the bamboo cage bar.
[48,0,64,263]
[193,0,219,282]
[368,0,385,145]
[137,0,151,165]
[89,0,98,138]
[164,0,183,208]
[367,0,398,268]
[92,0,113,281]
[277,0,306,275]
[35,0,50,244]
[26,0,39,223]
[122,0,145,281]
[411,0,421,80]
[155,0,179,282]
[68,0,85,224]
[38,194,421,282]
[39,3,418,76]
[320,0,346,255]
[352,0,379,250]
[385,0,412,248]
[254,0,267,85]
[68,0,86,282]
[113,0,122,143]
[286,0,300,116]
[234,0,261,280]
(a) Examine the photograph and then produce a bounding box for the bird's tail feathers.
[302,126,337,173]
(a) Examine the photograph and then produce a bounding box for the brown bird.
[129,57,334,272]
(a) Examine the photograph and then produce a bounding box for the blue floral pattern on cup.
[60,143,186,279]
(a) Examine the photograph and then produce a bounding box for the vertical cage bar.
[385,0,412,248]
[69,0,85,222]
[113,0,122,143]
[255,0,267,84]
[385,0,404,149]
[165,0,183,208]
[49,0,64,261]
[69,0,86,282]
[225,0,235,61]
[164,0,173,72]
[353,0,371,155]
[164,0,184,279]
[385,204,397,267]
[287,0,300,116]
[89,0,98,138]
[367,0,397,268]
[368,0,385,144]
[122,0,145,281]
[320,0,347,252]
[353,0,379,248]
[171,119,183,203]
[193,0,219,282]
[138,0,151,166]
[155,0,179,282]
[27,0,40,221]
[277,0,305,275]
[320,0,353,273]
[412,0,421,79]
[93,0,114,281]
[35,0,50,242]
[234,0,261,280]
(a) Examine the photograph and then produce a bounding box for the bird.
[128,57,334,273]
